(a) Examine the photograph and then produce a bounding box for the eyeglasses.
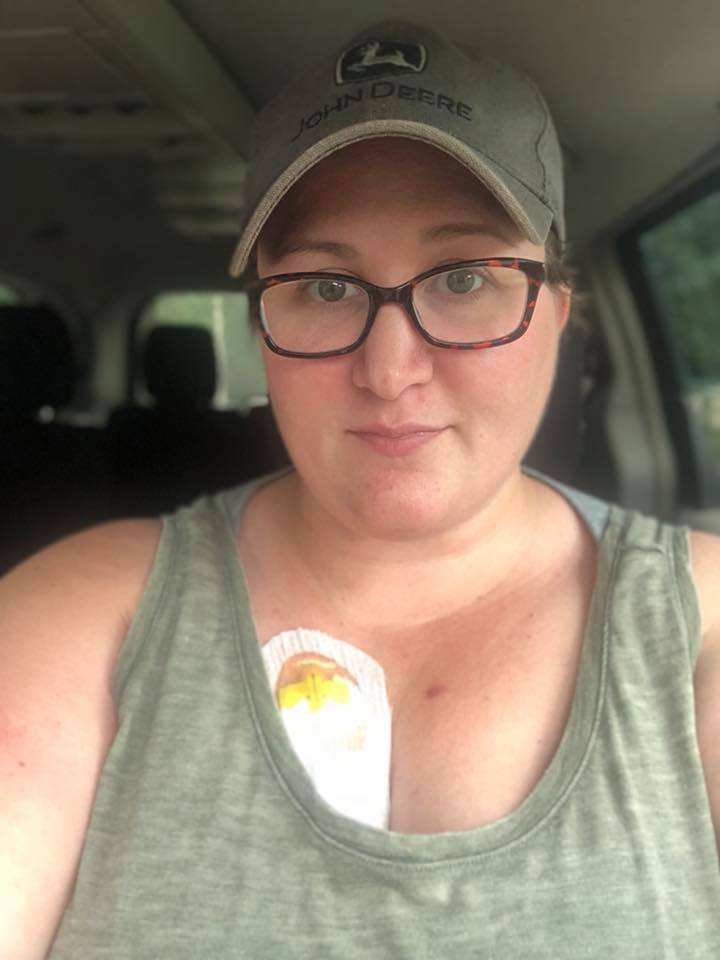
[245,258,546,359]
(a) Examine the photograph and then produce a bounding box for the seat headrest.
[0,305,74,414]
[143,325,216,410]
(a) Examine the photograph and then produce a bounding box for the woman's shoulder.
[687,528,720,640]
[687,528,720,856]
[0,518,163,959]
[9,515,162,579]
[0,517,162,651]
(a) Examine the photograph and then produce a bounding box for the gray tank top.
[49,473,720,959]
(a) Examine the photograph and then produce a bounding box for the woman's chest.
[381,625,584,832]
[253,589,588,835]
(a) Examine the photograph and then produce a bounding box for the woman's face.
[256,139,570,541]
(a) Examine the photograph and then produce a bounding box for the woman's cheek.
[265,356,344,457]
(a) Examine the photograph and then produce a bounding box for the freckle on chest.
[425,684,447,700]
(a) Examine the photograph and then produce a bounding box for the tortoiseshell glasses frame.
[244,257,546,359]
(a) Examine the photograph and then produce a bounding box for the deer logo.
[336,38,427,85]
[347,41,423,74]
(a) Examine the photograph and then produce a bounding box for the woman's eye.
[312,279,348,302]
[442,269,485,294]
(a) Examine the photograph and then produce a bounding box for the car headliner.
[0,0,718,250]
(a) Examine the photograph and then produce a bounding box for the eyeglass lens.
[260,264,530,354]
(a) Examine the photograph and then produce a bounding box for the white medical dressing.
[261,628,392,828]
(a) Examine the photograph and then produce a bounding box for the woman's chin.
[344,468,464,542]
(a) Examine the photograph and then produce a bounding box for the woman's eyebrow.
[269,221,519,260]
[422,221,520,244]
[270,238,357,259]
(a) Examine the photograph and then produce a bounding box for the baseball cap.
[229,20,565,277]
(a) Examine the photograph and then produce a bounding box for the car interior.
[1,0,718,577]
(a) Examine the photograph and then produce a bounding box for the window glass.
[136,292,266,409]
[629,181,720,504]
[0,283,19,305]
[637,189,720,383]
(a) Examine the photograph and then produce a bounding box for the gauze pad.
[261,628,392,829]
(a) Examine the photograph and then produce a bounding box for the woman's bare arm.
[690,530,720,856]
[0,520,160,960]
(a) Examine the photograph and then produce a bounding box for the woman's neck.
[266,469,558,629]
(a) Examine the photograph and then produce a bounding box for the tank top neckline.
[216,469,618,864]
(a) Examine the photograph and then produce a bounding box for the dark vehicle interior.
[1,0,719,576]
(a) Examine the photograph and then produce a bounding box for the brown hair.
[545,228,590,332]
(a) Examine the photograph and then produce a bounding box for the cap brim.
[229,119,554,277]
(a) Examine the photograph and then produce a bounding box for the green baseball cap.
[229,20,565,276]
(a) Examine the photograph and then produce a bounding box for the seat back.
[0,305,111,573]
[109,324,263,514]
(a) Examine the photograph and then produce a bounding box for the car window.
[621,176,720,507]
[0,282,20,305]
[638,188,720,382]
[135,291,267,410]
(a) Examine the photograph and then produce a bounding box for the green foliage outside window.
[638,189,720,383]
[638,187,720,465]
[0,283,19,305]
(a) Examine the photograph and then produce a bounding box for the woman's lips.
[349,425,446,456]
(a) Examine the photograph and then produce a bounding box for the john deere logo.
[335,38,427,85]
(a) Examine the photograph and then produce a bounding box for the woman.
[3,21,719,960]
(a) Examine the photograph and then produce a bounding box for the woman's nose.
[350,302,434,400]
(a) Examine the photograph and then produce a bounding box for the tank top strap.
[111,487,252,705]
[605,502,701,665]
